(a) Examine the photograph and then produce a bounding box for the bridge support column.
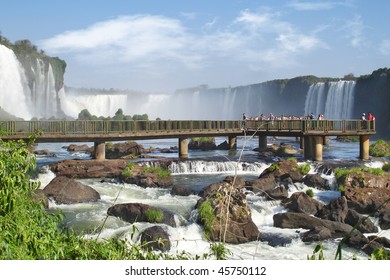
[300,137,304,149]
[94,141,106,160]
[228,136,237,150]
[304,136,323,161]
[313,136,323,161]
[360,135,370,160]
[258,135,267,150]
[323,136,330,146]
[179,138,188,158]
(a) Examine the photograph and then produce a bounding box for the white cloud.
[40,11,325,89]
[342,15,365,48]
[287,1,345,11]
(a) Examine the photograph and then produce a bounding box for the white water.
[0,45,59,119]
[304,81,356,119]
[34,137,390,260]
[0,45,32,119]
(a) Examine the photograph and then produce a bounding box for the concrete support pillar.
[258,135,267,150]
[360,135,370,160]
[323,136,330,146]
[179,137,189,158]
[304,136,312,160]
[313,136,323,161]
[300,137,304,149]
[94,141,106,160]
[228,136,237,150]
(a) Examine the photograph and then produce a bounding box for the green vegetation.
[370,140,390,157]
[268,163,280,172]
[78,108,150,121]
[298,163,311,175]
[336,136,360,142]
[190,137,215,143]
[209,242,231,260]
[198,200,216,240]
[145,208,164,223]
[334,167,384,179]
[121,162,137,177]
[305,188,314,198]
[143,166,171,179]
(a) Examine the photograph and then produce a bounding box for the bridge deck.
[0,119,376,143]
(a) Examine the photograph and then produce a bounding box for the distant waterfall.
[168,160,268,174]
[304,81,356,119]
[0,45,32,119]
[0,45,60,119]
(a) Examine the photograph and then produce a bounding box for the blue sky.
[1,0,389,92]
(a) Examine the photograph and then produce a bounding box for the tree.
[78,109,92,120]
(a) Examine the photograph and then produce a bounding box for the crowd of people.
[243,112,376,121]
[242,112,326,121]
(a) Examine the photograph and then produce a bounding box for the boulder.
[50,159,128,178]
[196,181,260,244]
[315,196,349,222]
[273,212,355,239]
[264,186,288,200]
[140,226,171,252]
[377,209,390,230]
[107,203,176,227]
[283,192,324,215]
[120,165,173,189]
[303,173,330,190]
[103,141,144,159]
[259,159,305,183]
[43,176,100,204]
[245,177,277,193]
[170,185,194,196]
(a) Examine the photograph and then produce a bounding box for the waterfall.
[0,45,60,119]
[168,160,267,174]
[304,80,356,119]
[0,45,32,119]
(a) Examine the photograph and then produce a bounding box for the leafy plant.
[382,163,390,172]
[121,162,137,177]
[299,163,311,175]
[198,200,216,239]
[306,188,314,198]
[143,166,171,179]
[209,242,231,260]
[145,208,164,223]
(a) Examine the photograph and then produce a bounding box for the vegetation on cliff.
[78,108,150,121]
[0,35,66,92]
[369,140,390,157]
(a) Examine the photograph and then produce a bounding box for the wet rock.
[140,226,171,252]
[107,203,176,227]
[43,176,100,204]
[283,192,324,215]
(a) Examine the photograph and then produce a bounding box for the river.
[34,136,389,260]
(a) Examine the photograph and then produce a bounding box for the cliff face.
[0,39,66,119]
[354,68,390,139]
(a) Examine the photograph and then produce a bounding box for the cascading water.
[0,45,60,119]
[0,45,32,119]
[304,80,356,119]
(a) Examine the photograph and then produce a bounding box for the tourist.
[242,113,247,130]
[361,113,366,120]
[368,112,375,121]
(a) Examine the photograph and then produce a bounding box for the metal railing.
[0,119,375,138]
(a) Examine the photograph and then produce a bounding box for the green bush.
[121,162,137,177]
[145,208,164,223]
[299,163,311,175]
[306,188,314,198]
[143,166,171,179]
[369,140,390,157]
[198,200,215,239]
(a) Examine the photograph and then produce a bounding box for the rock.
[283,192,324,215]
[170,185,194,196]
[103,141,144,159]
[107,203,177,227]
[259,159,305,183]
[50,159,129,178]
[140,226,171,252]
[376,209,390,230]
[66,144,92,152]
[301,226,332,242]
[196,181,260,244]
[345,209,378,233]
[260,232,293,247]
[245,177,277,193]
[264,186,288,200]
[273,212,355,239]
[120,164,173,189]
[43,176,100,204]
[303,173,330,190]
[315,196,349,222]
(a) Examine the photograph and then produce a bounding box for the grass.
[145,208,164,223]
[198,200,215,240]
